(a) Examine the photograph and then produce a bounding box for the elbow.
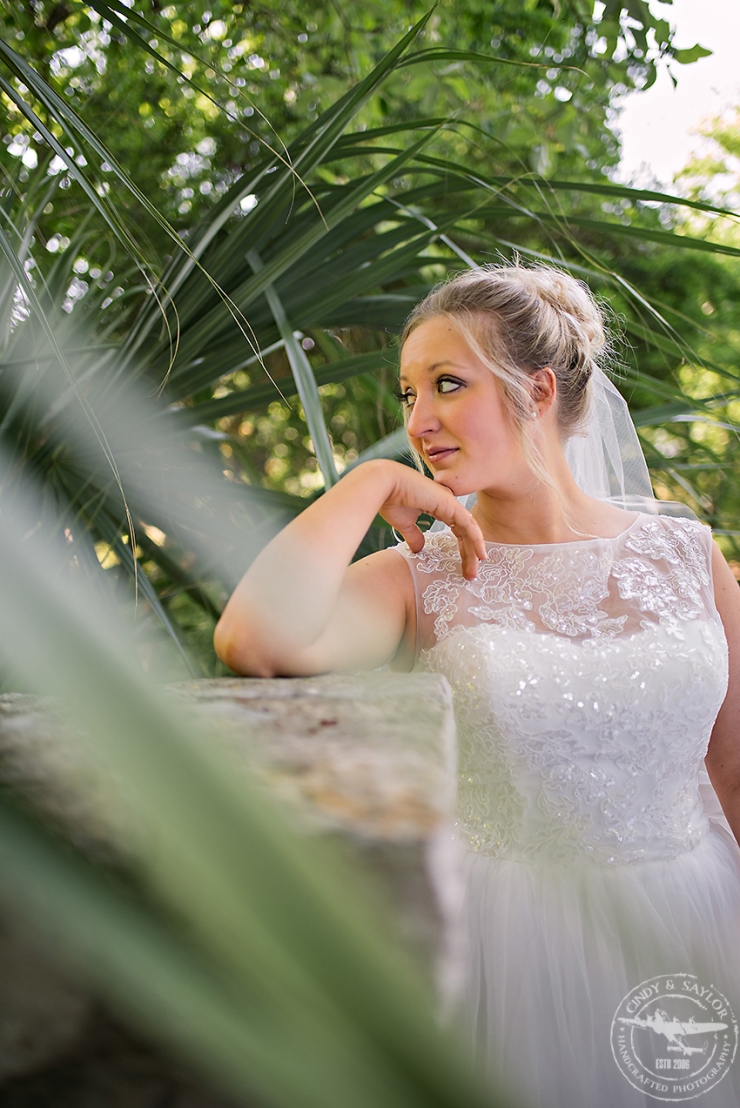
[212,618,242,673]
[213,617,280,678]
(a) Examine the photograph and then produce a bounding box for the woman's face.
[399,316,530,498]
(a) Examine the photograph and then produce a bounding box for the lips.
[425,446,458,464]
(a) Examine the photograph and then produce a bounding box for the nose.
[405,391,441,440]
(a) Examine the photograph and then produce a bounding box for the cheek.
[462,403,518,455]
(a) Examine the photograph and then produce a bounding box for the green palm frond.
[0,480,502,1108]
[2,16,740,1104]
[2,15,740,670]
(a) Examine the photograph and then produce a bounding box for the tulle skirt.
[440,821,740,1108]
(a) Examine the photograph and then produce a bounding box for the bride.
[215,263,740,1107]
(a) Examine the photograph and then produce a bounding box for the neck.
[471,448,594,546]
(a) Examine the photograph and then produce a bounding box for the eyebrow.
[398,360,458,383]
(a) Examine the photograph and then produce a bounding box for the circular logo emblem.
[611,974,738,1101]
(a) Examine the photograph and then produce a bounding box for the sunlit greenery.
[2,3,740,682]
[1,0,705,234]
[1,5,740,1106]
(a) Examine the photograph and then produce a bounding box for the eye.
[437,376,463,394]
[396,389,416,409]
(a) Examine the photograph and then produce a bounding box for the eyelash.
[396,376,463,408]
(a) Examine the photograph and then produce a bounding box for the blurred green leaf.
[673,44,713,65]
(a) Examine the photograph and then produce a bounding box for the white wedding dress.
[397,512,740,1107]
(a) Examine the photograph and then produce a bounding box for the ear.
[530,368,557,416]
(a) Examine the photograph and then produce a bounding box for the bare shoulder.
[344,544,414,602]
[316,544,413,672]
[580,499,641,537]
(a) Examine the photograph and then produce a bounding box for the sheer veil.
[564,365,653,504]
[563,365,695,518]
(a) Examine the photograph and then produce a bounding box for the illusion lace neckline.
[457,511,644,551]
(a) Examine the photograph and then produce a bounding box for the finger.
[465,559,480,581]
[448,505,487,562]
[460,537,482,580]
[404,523,426,553]
[448,531,479,580]
[403,479,487,567]
[445,509,487,581]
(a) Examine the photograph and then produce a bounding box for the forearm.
[214,461,395,671]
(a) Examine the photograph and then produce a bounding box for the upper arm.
[273,547,415,676]
[705,541,740,795]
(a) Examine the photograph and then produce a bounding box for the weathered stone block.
[0,673,457,1089]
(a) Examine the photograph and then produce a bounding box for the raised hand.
[371,460,488,580]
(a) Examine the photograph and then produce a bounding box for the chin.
[434,472,478,497]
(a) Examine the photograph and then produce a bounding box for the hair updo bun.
[401,261,610,438]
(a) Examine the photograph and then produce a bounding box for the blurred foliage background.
[1,0,740,689]
[2,0,700,230]
[1,5,740,1107]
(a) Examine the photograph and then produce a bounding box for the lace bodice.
[397,514,729,866]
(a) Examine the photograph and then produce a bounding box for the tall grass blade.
[247,249,338,487]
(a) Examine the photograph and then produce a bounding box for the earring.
[530,410,539,420]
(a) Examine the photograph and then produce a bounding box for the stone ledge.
[170,673,457,841]
[0,672,457,1089]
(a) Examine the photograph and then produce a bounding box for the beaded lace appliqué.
[613,517,711,628]
[398,517,728,866]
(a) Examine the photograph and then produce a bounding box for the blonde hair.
[401,261,610,490]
